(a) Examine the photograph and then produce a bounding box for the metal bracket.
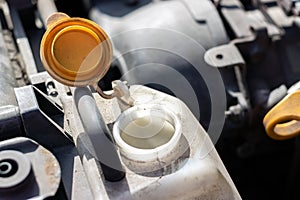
[204,44,245,68]
[14,85,72,149]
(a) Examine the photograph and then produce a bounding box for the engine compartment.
[1,0,300,199]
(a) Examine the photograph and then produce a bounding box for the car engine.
[0,0,300,199]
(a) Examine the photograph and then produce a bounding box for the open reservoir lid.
[113,105,182,161]
[40,13,112,86]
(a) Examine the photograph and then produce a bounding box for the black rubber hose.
[74,87,125,182]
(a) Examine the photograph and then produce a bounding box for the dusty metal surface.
[0,137,61,199]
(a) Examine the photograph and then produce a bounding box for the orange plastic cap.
[40,12,112,86]
[263,90,300,140]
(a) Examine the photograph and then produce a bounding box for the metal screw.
[45,79,58,96]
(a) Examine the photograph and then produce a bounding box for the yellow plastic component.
[263,90,300,140]
[40,12,112,87]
